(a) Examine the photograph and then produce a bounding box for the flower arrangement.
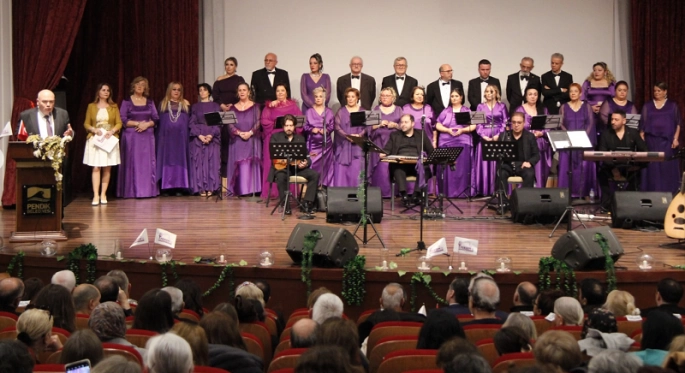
[26,134,72,190]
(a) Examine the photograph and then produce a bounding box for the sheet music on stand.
[205,111,237,126]
[425,147,463,165]
[481,141,519,161]
[625,114,641,129]
[275,116,305,129]
[363,111,382,126]
[470,111,487,124]
[545,115,562,129]
[547,130,593,152]
[530,115,562,131]
[269,142,308,160]
[346,135,387,155]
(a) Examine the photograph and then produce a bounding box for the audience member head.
[89,302,126,341]
[16,308,54,352]
[94,276,120,304]
[59,329,104,366]
[145,333,194,373]
[380,282,405,311]
[641,310,685,351]
[291,318,318,348]
[199,311,246,350]
[436,336,478,368]
[444,353,492,373]
[417,309,465,349]
[603,290,639,317]
[21,277,43,302]
[0,340,34,373]
[253,280,272,303]
[294,345,361,373]
[534,330,583,372]
[312,293,343,324]
[469,277,500,317]
[133,288,174,333]
[514,281,537,307]
[235,295,265,323]
[535,289,564,316]
[503,312,538,340]
[51,270,76,292]
[307,287,331,309]
[32,283,76,332]
[316,318,361,366]
[0,277,24,310]
[494,326,533,355]
[72,284,101,315]
[587,349,642,373]
[106,269,131,296]
[172,320,209,366]
[213,302,239,325]
[581,308,618,339]
[235,281,265,307]
[554,297,584,326]
[175,279,204,317]
[161,286,184,315]
[92,355,142,373]
[447,277,469,305]
[579,278,606,310]
[657,278,684,306]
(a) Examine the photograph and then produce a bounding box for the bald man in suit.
[18,90,73,137]
[336,56,376,110]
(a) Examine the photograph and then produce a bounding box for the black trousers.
[390,163,432,194]
[275,167,319,203]
[598,165,641,209]
[496,163,535,191]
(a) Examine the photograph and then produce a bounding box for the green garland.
[538,257,577,297]
[5,251,25,279]
[160,260,180,287]
[596,233,617,292]
[301,230,322,297]
[342,255,366,306]
[409,272,447,312]
[357,169,367,225]
[203,264,235,298]
[67,243,98,284]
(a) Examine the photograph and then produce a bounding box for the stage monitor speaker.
[285,223,359,268]
[510,188,568,224]
[551,226,624,270]
[611,191,671,229]
[326,187,383,224]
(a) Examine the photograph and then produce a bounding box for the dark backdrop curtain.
[2,0,88,206]
[631,0,685,143]
[64,0,199,195]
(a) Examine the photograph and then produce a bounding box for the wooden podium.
[8,141,67,242]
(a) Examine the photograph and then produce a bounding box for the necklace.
[169,102,182,123]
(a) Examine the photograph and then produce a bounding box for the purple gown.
[369,105,403,198]
[640,100,682,193]
[558,102,597,197]
[402,104,435,133]
[227,105,262,196]
[581,80,615,133]
[516,105,551,188]
[156,102,190,190]
[474,102,507,196]
[436,106,473,197]
[599,99,638,127]
[332,106,366,187]
[259,100,303,199]
[188,101,221,194]
[300,73,332,112]
[304,107,335,186]
[117,99,160,198]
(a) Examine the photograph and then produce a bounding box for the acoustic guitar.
[273,159,298,170]
[665,172,685,239]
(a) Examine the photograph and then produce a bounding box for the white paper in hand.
[155,228,177,248]
[93,134,119,153]
[0,122,12,138]
[454,237,478,256]
[130,229,149,248]
[426,237,448,259]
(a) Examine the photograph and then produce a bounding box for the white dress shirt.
[395,75,405,96]
[440,80,451,108]
[36,111,55,138]
[351,74,361,91]
[267,70,276,86]
[480,80,489,103]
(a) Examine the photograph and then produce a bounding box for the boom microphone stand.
[348,135,386,248]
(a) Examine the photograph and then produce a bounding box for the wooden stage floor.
[1,194,683,273]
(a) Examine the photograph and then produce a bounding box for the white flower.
[55,173,63,181]
[33,150,41,158]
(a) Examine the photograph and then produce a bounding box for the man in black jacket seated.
[597,109,648,211]
[641,278,685,317]
[380,114,434,206]
[495,112,540,190]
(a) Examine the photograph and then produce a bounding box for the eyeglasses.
[441,70,453,73]
[394,64,407,67]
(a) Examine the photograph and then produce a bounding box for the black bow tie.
[520,75,529,81]
[267,71,275,75]
[553,73,561,77]
[396,76,404,80]
[351,76,360,80]
[481,78,489,83]
[442,82,450,86]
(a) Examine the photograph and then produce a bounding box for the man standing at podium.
[18,89,74,138]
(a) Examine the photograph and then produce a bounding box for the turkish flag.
[17,120,28,141]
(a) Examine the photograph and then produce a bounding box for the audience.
[581,308,618,339]
[51,270,76,293]
[311,293,344,324]
[534,330,584,372]
[92,355,142,373]
[32,283,77,332]
[444,353,493,373]
[0,340,34,373]
[94,275,133,316]
[89,302,147,359]
[0,277,24,314]
[235,281,266,307]
[632,310,685,366]
[416,309,465,349]
[145,333,194,373]
[175,279,205,317]
[641,278,685,317]
[59,329,104,366]
[358,282,426,344]
[235,295,265,323]
[291,318,319,348]
[161,286,185,316]
[435,336,479,368]
[200,311,246,350]
[554,296,584,326]
[443,277,471,316]
[107,269,136,306]
[16,308,63,362]
[307,287,332,309]
[468,273,509,320]
[172,320,209,366]
[511,281,537,313]
[254,279,284,332]
[295,345,364,373]
[132,288,175,333]
[588,349,643,373]
[579,278,607,314]
[213,302,240,325]
[494,326,533,355]
[316,318,366,370]
[578,308,634,357]
[603,290,640,317]
[73,284,101,315]
[503,312,538,340]
[535,289,565,316]
[20,277,44,305]
[463,277,505,325]
[200,312,263,373]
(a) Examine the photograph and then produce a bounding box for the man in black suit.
[641,278,685,317]
[250,52,290,105]
[268,114,319,214]
[506,57,541,116]
[467,59,502,111]
[18,89,73,137]
[381,57,418,108]
[336,56,376,110]
[426,64,464,120]
[442,277,471,316]
[541,53,573,115]
[496,112,540,189]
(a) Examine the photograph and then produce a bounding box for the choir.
[83,53,681,206]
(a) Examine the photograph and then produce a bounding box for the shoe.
[100,196,108,205]
[284,208,292,215]
[91,198,99,206]
[401,194,412,207]
[200,191,207,197]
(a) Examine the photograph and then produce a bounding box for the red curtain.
[2,0,88,206]
[64,0,199,194]
[631,0,685,142]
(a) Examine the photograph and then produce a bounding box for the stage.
[1,193,684,319]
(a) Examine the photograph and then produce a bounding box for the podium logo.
[23,185,55,215]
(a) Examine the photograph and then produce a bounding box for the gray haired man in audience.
[462,277,506,326]
[291,318,318,348]
[311,293,343,324]
[72,284,100,315]
[51,270,76,293]
[161,286,184,317]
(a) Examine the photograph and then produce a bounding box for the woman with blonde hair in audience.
[603,290,640,317]
[145,333,194,373]
[172,320,209,367]
[15,308,63,363]
[503,312,538,340]
[554,296,584,326]
[235,281,265,307]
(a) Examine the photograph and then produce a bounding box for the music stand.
[268,142,312,221]
[625,114,641,130]
[205,111,237,201]
[347,134,387,248]
[426,147,464,215]
[477,141,519,215]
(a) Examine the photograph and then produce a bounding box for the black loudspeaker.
[285,224,359,268]
[510,188,568,224]
[611,191,671,229]
[551,226,624,270]
[326,187,383,224]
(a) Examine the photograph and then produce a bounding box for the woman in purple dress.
[156,82,190,195]
[212,57,246,179]
[260,84,303,199]
[227,82,262,196]
[434,87,474,198]
[188,83,221,196]
[581,62,616,134]
[599,81,639,127]
[402,86,434,139]
[304,87,334,187]
[475,84,507,196]
[332,88,365,187]
[117,76,159,198]
[640,82,682,193]
[369,87,403,198]
[516,86,550,188]
[558,83,597,198]
[300,53,331,113]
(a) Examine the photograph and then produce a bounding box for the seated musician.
[495,112,540,190]
[380,114,434,206]
[269,114,320,214]
[597,109,648,211]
